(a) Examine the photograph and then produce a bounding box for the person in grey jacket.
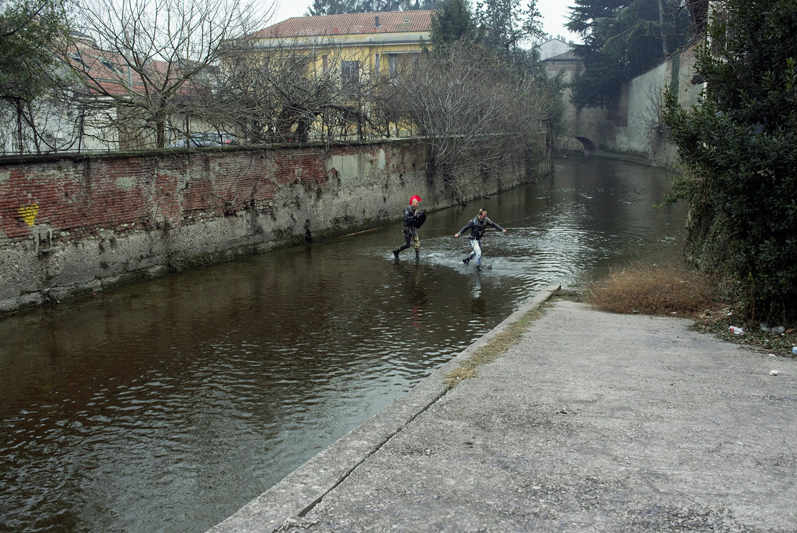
[454,208,506,266]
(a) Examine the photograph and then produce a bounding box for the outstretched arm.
[455,221,473,237]
[487,218,506,233]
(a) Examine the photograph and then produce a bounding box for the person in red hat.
[393,195,426,260]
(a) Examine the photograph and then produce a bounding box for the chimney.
[374,15,381,28]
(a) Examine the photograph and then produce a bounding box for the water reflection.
[0,157,686,532]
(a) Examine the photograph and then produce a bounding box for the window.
[70,52,86,67]
[341,60,359,90]
[388,54,398,79]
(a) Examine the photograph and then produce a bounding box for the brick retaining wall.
[0,139,543,313]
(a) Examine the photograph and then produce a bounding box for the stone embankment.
[0,139,543,314]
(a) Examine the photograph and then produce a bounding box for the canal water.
[0,158,686,532]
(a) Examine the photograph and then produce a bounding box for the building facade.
[251,11,432,77]
[244,11,433,141]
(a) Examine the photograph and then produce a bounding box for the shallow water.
[0,157,686,532]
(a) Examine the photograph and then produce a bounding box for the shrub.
[588,262,715,317]
[664,0,797,325]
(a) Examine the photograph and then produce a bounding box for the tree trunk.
[16,98,24,154]
[156,115,167,148]
[658,0,669,55]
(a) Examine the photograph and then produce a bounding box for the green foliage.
[429,0,548,80]
[0,0,71,103]
[566,0,692,109]
[307,0,352,15]
[429,0,474,46]
[307,0,440,16]
[664,0,797,324]
[475,0,544,61]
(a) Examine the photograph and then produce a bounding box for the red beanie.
[409,195,422,205]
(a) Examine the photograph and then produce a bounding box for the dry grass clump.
[445,308,544,388]
[586,263,797,357]
[588,262,716,318]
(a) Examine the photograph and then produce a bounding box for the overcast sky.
[268,0,579,43]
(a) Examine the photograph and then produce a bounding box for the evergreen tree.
[429,0,474,46]
[475,0,544,60]
[566,0,692,109]
[307,0,354,16]
[664,0,797,323]
[0,0,71,104]
[0,0,71,153]
[306,0,439,16]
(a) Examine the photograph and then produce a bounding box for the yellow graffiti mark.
[19,204,39,226]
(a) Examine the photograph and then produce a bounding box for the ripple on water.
[0,158,686,532]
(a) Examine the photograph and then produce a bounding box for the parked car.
[168,133,213,148]
[211,132,239,146]
[168,132,240,148]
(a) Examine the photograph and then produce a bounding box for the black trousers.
[397,228,420,253]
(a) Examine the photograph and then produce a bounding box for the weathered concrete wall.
[544,52,611,156]
[0,139,541,314]
[548,41,705,168]
[612,43,704,168]
[617,61,669,155]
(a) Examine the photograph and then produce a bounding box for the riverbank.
[0,139,541,315]
[209,285,797,532]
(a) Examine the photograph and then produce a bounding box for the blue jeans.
[468,238,482,265]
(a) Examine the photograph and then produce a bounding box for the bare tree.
[368,51,420,139]
[401,45,499,184]
[67,0,274,148]
[211,40,385,145]
[397,43,556,199]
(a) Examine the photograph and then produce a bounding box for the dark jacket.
[458,216,504,240]
[403,206,419,228]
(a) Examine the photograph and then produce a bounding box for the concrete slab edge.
[207,284,562,533]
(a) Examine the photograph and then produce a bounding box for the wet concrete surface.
[211,287,797,532]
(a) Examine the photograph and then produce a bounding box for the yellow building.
[253,10,432,76]
[246,11,434,141]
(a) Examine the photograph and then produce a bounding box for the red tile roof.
[254,10,434,39]
[66,40,197,98]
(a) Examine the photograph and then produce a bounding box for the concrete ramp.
[209,291,797,532]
